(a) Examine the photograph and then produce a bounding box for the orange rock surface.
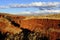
[0,13,60,40]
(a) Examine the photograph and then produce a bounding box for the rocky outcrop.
[0,13,60,40]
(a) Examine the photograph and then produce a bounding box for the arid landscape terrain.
[0,13,60,40]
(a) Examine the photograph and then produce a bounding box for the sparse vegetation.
[0,13,60,40]
[0,31,49,40]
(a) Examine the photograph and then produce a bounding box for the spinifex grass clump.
[0,31,49,40]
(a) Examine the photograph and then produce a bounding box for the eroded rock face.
[21,19,60,40]
[0,13,60,40]
[21,19,60,31]
[0,14,22,34]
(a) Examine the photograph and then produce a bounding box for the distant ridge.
[0,12,60,20]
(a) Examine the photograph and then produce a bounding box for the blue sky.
[0,0,60,14]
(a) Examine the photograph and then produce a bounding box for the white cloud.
[0,10,60,15]
[40,10,60,13]
[0,2,60,14]
[16,10,60,15]
[0,2,60,9]
[0,6,9,9]
[9,2,60,8]
[9,4,28,8]
[0,2,60,15]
